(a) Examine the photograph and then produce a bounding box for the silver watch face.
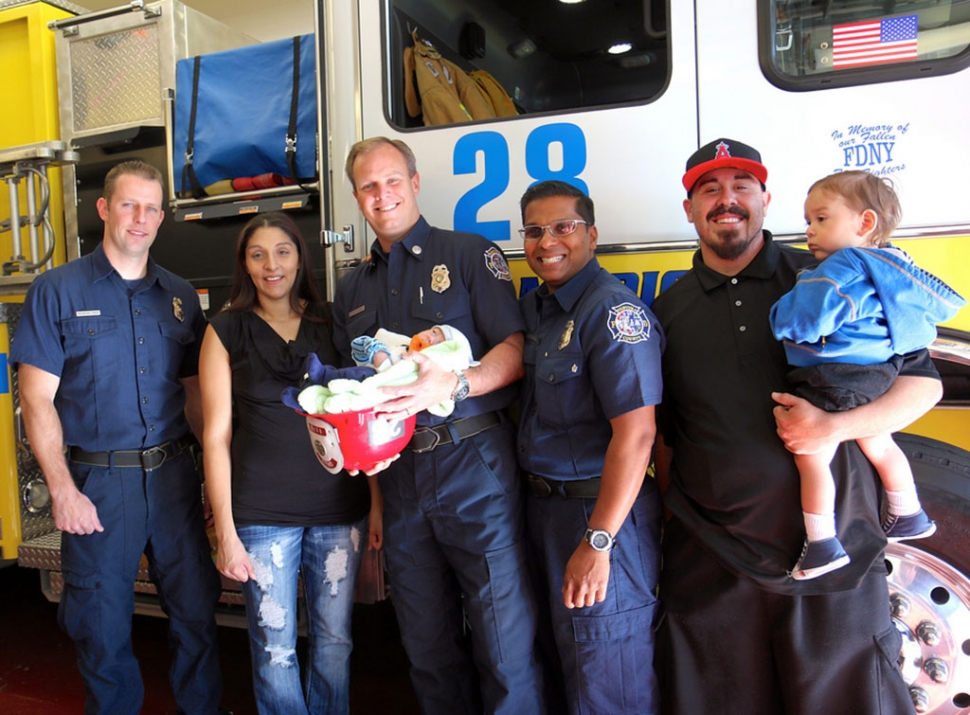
[587,529,612,551]
[453,372,470,402]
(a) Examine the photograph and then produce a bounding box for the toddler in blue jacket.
[769,170,966,580]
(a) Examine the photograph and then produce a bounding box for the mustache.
[707,205,750,222]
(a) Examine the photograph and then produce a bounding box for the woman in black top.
[200,212,382,714]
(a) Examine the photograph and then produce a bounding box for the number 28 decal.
[453,123,588,242]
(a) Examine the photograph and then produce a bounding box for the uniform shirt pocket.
[60,315,121,378]
[411,289,472,327]
[157,319,198,378]
[534,353,588,428]
[158,320,194,346]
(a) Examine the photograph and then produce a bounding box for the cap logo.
[714,141,732,160]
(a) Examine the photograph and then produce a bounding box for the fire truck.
[2,1,969,711]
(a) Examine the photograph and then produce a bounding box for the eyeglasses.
[518,219,588,241]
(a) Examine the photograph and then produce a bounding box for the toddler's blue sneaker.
[883,509,937,542]
[790,537,850,581]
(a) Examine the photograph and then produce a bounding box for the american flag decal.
[832,15,918,68]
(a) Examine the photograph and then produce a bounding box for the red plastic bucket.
[301,408,416,473]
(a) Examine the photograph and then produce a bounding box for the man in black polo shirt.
[651,138,940,714]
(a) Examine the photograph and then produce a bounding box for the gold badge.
[558,320,574,350]
[431,264,451,293]
[172,296,185,322]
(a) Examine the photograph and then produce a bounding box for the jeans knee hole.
[258,593,288,630]
[324,546,349,596]
[264,644,297,667]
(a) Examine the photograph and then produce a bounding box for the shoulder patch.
[483,247,512,281]
[607,302,651,344]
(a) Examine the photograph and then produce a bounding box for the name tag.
[76,310,101,317]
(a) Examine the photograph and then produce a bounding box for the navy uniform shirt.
[652,231,939,595]
[332,216,525,425]
[11,243,206,451]
[518,258,664,480]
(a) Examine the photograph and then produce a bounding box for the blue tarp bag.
[173,34,317,197]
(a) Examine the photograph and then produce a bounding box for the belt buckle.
[410,427,441,454]
[140,445,166,470]
[527,474,553,498]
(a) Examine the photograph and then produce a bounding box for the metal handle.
[322,225,355,253]
[48,0,161,33]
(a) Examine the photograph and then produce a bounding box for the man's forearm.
[20,382,75,499]
[832,375,942,443]
[465,332,524,397]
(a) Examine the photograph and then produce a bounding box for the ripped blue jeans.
[236,516,367,715]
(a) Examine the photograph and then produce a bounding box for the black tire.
[887,433,970,715]
[895,432,970,577]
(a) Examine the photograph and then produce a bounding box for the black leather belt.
[527,473,601,499]
[409,411,501,453]
[66,436,193,471]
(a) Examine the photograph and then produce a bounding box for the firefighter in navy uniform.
[12,160,222,715]
[332,137,544,715]
[516,180,664,714]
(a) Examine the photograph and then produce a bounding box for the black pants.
[655,519,912,715]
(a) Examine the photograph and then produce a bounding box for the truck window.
[762,0,970,90]
[385,0,669,128]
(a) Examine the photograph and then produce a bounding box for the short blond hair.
[344,137,417,190]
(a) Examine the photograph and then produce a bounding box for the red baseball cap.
[683,138,768,194]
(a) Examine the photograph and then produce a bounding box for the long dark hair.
[223,212,327,321]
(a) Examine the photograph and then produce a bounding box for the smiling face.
[96,173,164,273]
[804,187,876,260]
[684,167,771,274]
[523,195,598,292]
[244,226,300,305]
[351,143,422,251]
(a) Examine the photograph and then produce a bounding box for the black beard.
[704,227,759,261]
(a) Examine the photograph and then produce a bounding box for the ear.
[96,197,109,222]
[411,171,421,196]
[588,225,598,251]
[762,190,772,215]
[683,198,694,224]
[859,209,878,240]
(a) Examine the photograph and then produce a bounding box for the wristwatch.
[451,371,470,402]
[584,528,616,553]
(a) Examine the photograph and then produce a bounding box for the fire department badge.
[431,264,451,293]
[558,320,575,350]
[607,303,650,344]
[306,418,344,475]
[172,296,185,322]
[483,247,512,281]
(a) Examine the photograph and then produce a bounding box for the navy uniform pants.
[527,477,662,715]
[59,451,222,715]
[378,420,544,715]
[655,518,913,715]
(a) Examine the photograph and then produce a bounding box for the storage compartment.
[172,33,318,197]
[51,0,254,145]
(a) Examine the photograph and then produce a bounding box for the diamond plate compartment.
[69,26,162,134]
[3,303,57,547]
